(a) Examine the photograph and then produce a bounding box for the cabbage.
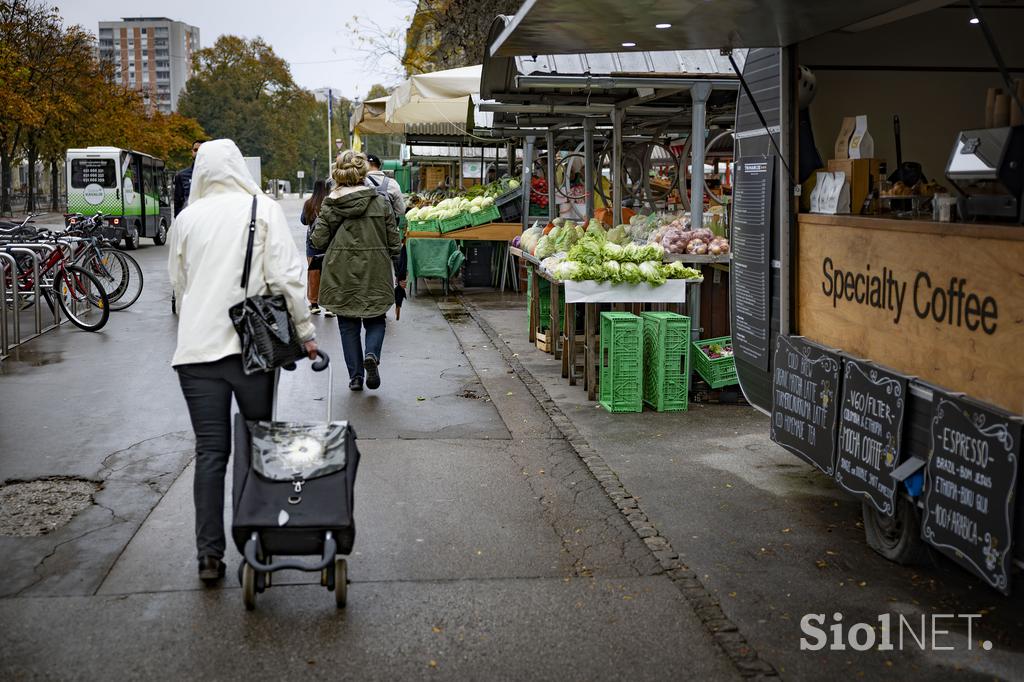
[663,261,702,280]
[586,219,606,236]
[601,242,624,260]
[602,260,621,281]
[607,225,628,245]
[567,234,606,265]
[553,260,583,280]
[620,262,643,284]
[535,235,557,259]
[639,261,666,285]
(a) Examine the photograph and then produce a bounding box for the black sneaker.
[198,556,225,586]
[349,376,364,391]
[309,303,322,315]
[363,354,380,390]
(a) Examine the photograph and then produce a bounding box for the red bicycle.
[1,223,110,331]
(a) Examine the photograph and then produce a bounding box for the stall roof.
[489,0,955,56]
[351,97,403,136]
[386,65,483,125]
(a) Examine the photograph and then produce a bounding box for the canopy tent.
[351,97,404,136]
[386,65,488,127]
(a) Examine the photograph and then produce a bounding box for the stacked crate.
[599,312,643,413]
[641,312,691,412]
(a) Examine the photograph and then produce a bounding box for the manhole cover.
[0,478,100,537]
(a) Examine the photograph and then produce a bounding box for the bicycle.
[65,213,144,311]
[1,222,110,331]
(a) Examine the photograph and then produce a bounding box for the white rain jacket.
[168,139,314,367]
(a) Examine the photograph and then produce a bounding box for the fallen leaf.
[858,581,867,587]
[815,559,828,569]
[728,592,737,598]
[432,626,443,634]
[506,391,514,396]
[782,528,791,534]
[416,396,426,401]
[428,660,437,668]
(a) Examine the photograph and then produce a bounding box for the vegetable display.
[544,230,701,285]
[406,195,495,222]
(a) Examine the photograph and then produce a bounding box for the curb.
[462,299,779,679]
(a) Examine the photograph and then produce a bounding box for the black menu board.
[730,156,773,372]
[921,392,1021,594]
[834,359,908,516]
[770,336,843,475]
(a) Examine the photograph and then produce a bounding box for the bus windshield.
[71,159,117,188]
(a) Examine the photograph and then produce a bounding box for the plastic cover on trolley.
[249,421,353,481]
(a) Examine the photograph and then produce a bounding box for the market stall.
[494,0,1024,591]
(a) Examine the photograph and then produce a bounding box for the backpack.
[366,174,400,223]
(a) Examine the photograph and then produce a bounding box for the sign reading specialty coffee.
[922,393,1021,594]
[834,359,908,516]
[770,336,843,475]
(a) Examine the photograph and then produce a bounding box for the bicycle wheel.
[107,251,143,311]
[53,265,110,331]
[82,249,128,303]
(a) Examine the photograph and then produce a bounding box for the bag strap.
[240,195,258,290]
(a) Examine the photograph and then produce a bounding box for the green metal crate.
[408,218,440,233]
[692,336,738,389]
[468,204,501,226]
[439,213,471,233]
[599,312,643,413]
[641,312,691,412]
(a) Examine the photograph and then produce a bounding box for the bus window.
[71,159,116,188]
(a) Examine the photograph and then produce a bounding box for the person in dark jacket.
[300,179,333,317]
[173,140,204,216]
[311,150,401,391]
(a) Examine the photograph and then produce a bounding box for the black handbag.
[229,196,306,375]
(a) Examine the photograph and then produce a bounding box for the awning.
[490,0,954,56]
[385,65,483,125]
[350,97,404,136]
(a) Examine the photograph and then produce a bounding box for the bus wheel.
[862,496,928,565]
[153,220,167,246]
[124,225,140,250]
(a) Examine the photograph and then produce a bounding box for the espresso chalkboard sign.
[770,336,843,475]
[921,393,1021,594]
[834,359,908,516]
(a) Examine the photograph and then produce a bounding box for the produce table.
[511,246,702,398]
[407,223,522,294]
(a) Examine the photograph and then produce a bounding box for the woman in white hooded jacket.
[168,139,317,584]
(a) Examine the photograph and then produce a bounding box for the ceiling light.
[969,16,980,24]
[622,42,637,47]
[655,23,672,29]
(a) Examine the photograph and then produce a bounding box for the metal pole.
[521,135,535,232]
[327,89,334,167]
[0,253,15,355]
[611,108,623,226]
[546,131,556,221]
[458,146,463,190]
[690,82,712,230]
[583,118,595,219]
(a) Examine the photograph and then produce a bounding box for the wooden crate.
[424,166,447,189]
[536,331,553,353]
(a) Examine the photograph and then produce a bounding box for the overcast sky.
[55,0,412,99]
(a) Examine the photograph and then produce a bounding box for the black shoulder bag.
[228,196,306,375]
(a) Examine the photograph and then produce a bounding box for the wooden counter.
[796,213,1024,414]
[406,222,522,241]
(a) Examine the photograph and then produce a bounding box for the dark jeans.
[177,355,274,560]
[338,315,386,380]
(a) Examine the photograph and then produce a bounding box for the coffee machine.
[945,126,1024,223]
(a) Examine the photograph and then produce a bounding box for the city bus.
[65,147,173,249]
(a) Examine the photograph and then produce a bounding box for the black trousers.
[177,355,274,560]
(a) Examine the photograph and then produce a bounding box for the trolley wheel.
[242,563,257,611]
[334,558,347,608]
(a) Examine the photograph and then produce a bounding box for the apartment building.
[97,17,200,114]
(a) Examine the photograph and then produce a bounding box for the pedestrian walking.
[168,139,317,585]
[310,150,402,391]
[301,179,334,317]
[363,154,408,320]
[172,139,204,217]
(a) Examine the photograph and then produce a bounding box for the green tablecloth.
[406,238,465,295]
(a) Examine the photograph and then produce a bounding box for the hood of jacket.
[187,139,261,203]
[323,186,377,218]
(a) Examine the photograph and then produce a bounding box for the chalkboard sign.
[834,359,908,516]
[921,393,1021,594]
[730,156,773,372]
[770,336,843,475]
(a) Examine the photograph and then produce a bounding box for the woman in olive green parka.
[311,150,402,391]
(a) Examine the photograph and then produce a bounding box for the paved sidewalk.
[468,292,1024,681]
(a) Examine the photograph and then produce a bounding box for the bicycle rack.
[7,244,62,330]
[0,252,19,358]
[0,242,70,361]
